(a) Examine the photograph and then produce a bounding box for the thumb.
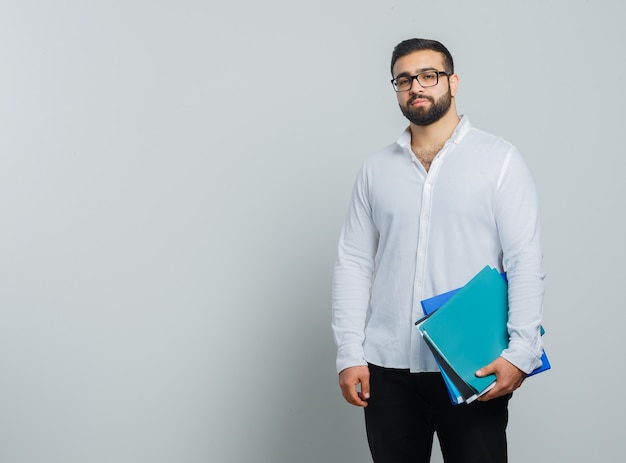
[475,363,495,378]
[360,375,371,399]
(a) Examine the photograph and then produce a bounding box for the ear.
[449,73,459,97]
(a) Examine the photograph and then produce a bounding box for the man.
[331,38,545,462]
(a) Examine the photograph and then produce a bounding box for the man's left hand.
[475,356,526,402]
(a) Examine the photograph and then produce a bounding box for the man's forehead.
[393,50,445,75]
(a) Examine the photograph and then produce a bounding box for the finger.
[360,374,371,400]
[342,386,367,407]
[339,376,368,407]
[357,392,369,404]
[479,375,522,401]
[338,366,370,407]
[477,384,503,402]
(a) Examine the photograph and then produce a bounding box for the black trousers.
[364,364,510,463]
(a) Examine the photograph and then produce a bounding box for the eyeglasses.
[391,71,450,92]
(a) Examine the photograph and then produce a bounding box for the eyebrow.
[393,67,439,79]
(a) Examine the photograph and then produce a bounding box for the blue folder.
[417,267,550,404]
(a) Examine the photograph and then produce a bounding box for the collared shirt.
[332,116,545,374]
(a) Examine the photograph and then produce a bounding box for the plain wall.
[0,1,624,462]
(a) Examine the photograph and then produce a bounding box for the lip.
[410,98,430,106]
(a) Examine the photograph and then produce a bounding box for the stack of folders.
[415,265,551,405]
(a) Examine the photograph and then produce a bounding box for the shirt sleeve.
[494,146,545,374]
[331,165,379,374]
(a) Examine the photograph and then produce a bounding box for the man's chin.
[403,105,451,127]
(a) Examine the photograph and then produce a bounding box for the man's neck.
[409,110,461,171]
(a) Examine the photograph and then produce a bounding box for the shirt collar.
[395,115,472,149]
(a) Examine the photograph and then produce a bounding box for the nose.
[409,76,424,93]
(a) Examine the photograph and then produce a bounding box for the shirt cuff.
[501,338,544,374]
[336,343,367,374]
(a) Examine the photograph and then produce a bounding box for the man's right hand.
[338,365,370,407]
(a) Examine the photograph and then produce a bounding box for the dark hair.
[390,38,454,76]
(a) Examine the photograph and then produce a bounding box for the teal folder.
[418,266,509,396]
[420,273,550,382]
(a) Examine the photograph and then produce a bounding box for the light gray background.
[0,1,623,462]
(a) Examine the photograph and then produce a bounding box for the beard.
[400,86,452,126]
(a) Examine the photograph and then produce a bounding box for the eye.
[396,77,411,87]
[421,72,436,80]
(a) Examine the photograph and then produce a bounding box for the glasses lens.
[394,76,412,91]
[417,71,439,87]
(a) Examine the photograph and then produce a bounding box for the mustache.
[408,94,434,105]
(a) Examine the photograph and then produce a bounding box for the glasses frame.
[391,71,450,92]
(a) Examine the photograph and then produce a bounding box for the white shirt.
[332,116,545,375]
